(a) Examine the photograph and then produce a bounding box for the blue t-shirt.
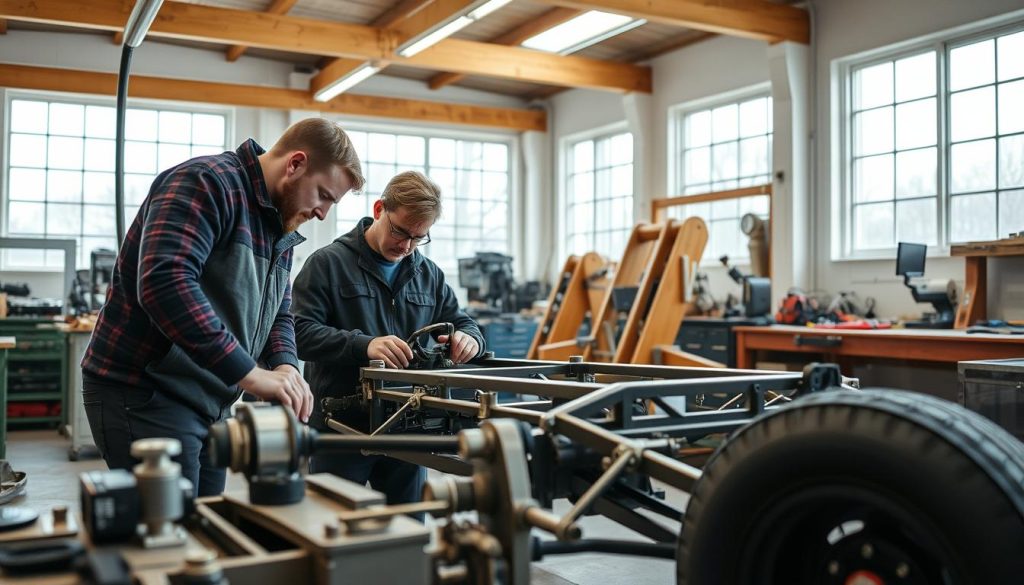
[377,258,400,287]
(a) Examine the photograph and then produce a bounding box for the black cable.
[535,539,676,560]
[114,45,134,250]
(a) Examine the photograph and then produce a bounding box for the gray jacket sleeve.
[292,252,374,365]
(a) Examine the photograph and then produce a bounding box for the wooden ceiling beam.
[226,0,299,62]
[0,19,6,34]
[532,0,809,44]
[0,63,547,132]
[311,0,447,99]
[0,0,650,93]
[429,7,582,90]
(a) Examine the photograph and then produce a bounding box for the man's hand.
[438,331,479,364]
[238,365,313,423]
[368,335,414,369]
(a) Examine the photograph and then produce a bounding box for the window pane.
[125,174,153,205]
[47,202,81,235]
[895,148,936,198]
[711,142,739,182]
[367,162,394,194]
[611,165,631,197]
[368,133,396,163]
[950,39,995,91]
[895,52,936,102]
[854,61,893,110]
[397,136,426,166]
[11,100,48,133]
[8,202,45,234]
[482,143,507,171]
[894,98,936,149]
[739,97,769,138]
[950,192,996,242]
[999,80,1024,134]
[686,111,711,147]
[481,201,506,231]
[572,172,593,204]
[192,113,225,146]
[84,138,116,172]
[9,168,45,201]
[158,143,193,171]
[854,202,894,249]
[609,133,632,166]
[48,136,84,169]
[895,198,937,245]
[457,170,482,198]
[83,204,116,236]
[47,170,82,203]
[711,104,738,142]
[1000,190,1024,236]
[83,172,115,204]
[573,140,594,173]
[159,111,191,143]
[711,198,738,220]
[950,139,996,193]
[49,103,84,136]
[998,31,1024,81]
[685,147,711,185]
[124,141,156,174]
[854,107,894,156]
[125,109,158,141]
[457,141,483,169]
[85,105,116,139]
[430,138,455,168]
[482,171,507,199]
[1000,134,1024,189]
[739,136,769,177]
[950,86,995,142]
[854,154,894,203]
[432,168,455,196]
[10,134,47,167]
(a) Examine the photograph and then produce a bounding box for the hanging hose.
[114,45,134,250]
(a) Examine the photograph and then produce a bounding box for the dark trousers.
[82,374,227,497]
[309,452,426,519]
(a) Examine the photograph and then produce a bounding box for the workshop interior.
[0,0,1023,583]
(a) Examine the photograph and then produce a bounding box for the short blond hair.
[380,171,442,223]
[270,118,365,191]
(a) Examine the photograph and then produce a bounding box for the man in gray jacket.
[293,170,485,508]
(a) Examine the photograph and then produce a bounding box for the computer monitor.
[896,242,927,278]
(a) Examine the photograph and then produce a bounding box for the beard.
[274,181,307,233]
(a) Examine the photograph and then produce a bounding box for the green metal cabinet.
[0,319,67,434]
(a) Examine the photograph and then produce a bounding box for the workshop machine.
[2,336,1024,584]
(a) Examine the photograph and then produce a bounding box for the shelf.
[8,353,64,362]
[8,392,62,401]
[7,416,61,424]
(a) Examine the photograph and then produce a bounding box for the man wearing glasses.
[292,170,484,509]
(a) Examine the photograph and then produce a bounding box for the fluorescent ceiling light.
[468,0,514,20]
[314,62,382,102]
[521,11,644,55]
[397,0,513,58]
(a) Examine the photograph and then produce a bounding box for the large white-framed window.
[563,129,634,259]
[670,88,772,262]
[3,92,229,269]
[837,21,1024,257]
[332,125,513,280]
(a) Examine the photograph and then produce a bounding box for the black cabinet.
[675,317,764,368]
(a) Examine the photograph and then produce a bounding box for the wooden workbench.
[734,325,1024,370]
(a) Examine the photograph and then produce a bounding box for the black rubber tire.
[678,389,1024,585]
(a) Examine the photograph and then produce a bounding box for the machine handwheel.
[678,389,1024,584]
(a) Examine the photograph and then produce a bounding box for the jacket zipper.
[251,248,282,351]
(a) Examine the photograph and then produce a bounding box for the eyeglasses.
[384,211,431,246]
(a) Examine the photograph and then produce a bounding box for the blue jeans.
[82,373,228,497]
[309,452,426,519]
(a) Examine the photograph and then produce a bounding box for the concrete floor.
[2,429,682,584]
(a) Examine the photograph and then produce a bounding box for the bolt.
[861,543,874,559]
[827,561,839,575]
[324,522,340,538]
[896,563,909,578]
[369,359,386,369]
[569,355,583,363]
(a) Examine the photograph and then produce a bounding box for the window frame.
[326,117,519,282]
[833,15,1024,261]
[557,121,634,263]
[1,89,233,271]
[667,83,773,263]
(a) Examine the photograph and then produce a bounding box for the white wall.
[812,0,1024,319]
[0,28,532,299]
